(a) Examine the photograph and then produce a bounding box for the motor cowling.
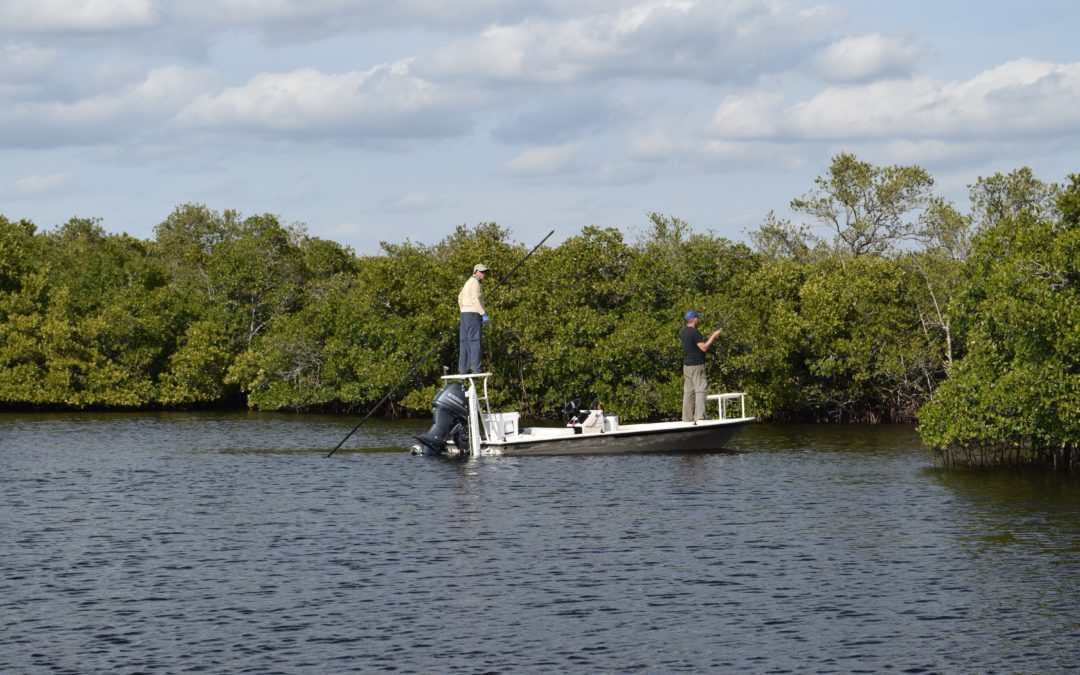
[412,382,470,456]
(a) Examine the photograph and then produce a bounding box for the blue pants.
[458,312,483,373]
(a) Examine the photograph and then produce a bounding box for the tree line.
[1,155,1076,469]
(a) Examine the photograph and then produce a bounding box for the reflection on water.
[2,414,1077,673]
[930,467,1080,564]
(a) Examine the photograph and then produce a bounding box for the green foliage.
[0,216,40,296]
[917,197,974,262]
[791,152,934,257]
[919,174,1080,469]
[747,211,819,261]
[0,217,173,407]
[0,192,968,419]
[159,320,233,405]
[724,258,810,417]
[799,256,934,421]
[969,167,1059,231]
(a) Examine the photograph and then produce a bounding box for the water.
[2,412,1078,673]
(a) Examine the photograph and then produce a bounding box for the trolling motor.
[411,382,471,456]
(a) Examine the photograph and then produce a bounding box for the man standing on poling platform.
[458,263,490,373]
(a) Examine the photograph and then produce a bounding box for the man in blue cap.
[680,310,722,422]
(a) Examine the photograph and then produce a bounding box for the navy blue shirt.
[681,326,706,365]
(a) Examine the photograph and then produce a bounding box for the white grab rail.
[705,392,747,420]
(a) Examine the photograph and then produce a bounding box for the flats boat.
[410,373,753,458]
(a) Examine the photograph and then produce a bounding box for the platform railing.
[705,392,747,420]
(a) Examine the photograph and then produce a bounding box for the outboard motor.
[412,382,470,456]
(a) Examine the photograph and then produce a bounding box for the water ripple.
[2,416,1078,673]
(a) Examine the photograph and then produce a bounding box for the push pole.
[326,229,554,457]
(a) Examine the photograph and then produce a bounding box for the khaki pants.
[682,364,707,422]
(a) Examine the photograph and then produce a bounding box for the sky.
[1,0,1078,254]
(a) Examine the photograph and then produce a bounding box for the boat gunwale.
[481,416,756,448]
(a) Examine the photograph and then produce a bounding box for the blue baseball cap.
[684,310,701,321]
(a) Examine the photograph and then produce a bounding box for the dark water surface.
[2,412,1078,673]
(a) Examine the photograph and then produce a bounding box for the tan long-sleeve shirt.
[458,275,485,314]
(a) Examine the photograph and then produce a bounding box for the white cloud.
[693,58,1080,149]
[710,90,784,138]
[0,42,58,79]
[786,58,1080,139]
[381,191,445,212]
[0,83,41,99]
[0,173,73,199]
[629,125,804,170]
[623,56,1080,172]
[870,138,989,166]
[179,0,522,31]
[0,0,159,32]
[182,0,355,23]
[0,65,215,147]
[163,1,633,44]
[506,142,581,176]
[416,0,842,85]
[492,95,617,145]
[816,33,922,82]
[176,64,475,141]
[0,0,570,55]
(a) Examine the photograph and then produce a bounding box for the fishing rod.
[326,229,555,457]
[707,309,735,332]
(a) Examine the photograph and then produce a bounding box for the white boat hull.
[463,418,753,457]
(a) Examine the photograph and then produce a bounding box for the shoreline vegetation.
[2,155,1077,470]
